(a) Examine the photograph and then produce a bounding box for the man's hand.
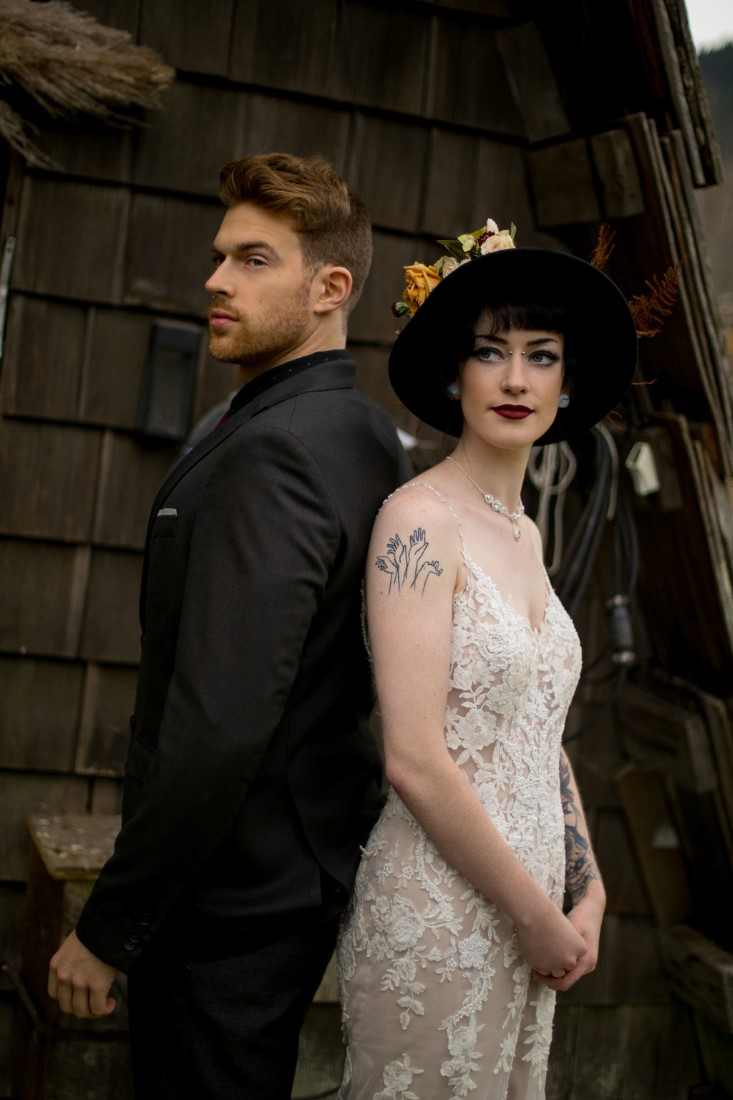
[48,930,118,1019]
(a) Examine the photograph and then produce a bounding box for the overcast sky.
[684,0,733,49]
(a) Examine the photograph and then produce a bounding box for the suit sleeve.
[76,425,339,968]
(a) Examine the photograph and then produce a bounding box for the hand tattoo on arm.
[376,527,443,594]
[560,751,600,905]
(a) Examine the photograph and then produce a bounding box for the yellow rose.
[402,263,441,315]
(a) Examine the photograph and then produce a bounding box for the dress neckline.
[457,545,552,636]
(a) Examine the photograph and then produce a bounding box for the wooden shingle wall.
[0,0,729,1095]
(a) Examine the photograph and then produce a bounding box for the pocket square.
[157,507,178,517]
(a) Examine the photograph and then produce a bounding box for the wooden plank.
[13,178,127,304]
[125,193,221,314]
[0,542,90,658]
[560,914,669,1006]
[92,431,177,550]
[661,924,733,1034]
[526,139,601,227]
[0,775,89,882]
[89,777,124,815]
[616,765,693,928]
[349,230,425,346]
[590,129,645,219]
[1,296,87,421]
[428,17,525,134]
[243,94,351,176]
[0,883,26,971]
[191,354,239,431]
[79,308,155,430]
[334,3,430,116]
[620,115,726,446]
[474,138,559,247]
[70,0,138,34]
[352,343,395,412]
[229,0,340,96]
[140,0,234,75]
[0,421,102,542]
[347,115,427,233]
[619,683,717,795]
[75,663,137,776]
[646,0,704,185]
[34,117,133,184]
[79,549,143,665]
[593,808,650,916]
[630,414,733,693]
[132,80,246,197]
[437,0,513,14]
[0,657,83,772]
[422,129,480,237]
[494,23,570,142]
[18,820,129,1039]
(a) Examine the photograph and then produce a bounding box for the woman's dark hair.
[442,299,578,392]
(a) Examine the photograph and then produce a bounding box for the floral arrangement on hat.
[392,217,516,318]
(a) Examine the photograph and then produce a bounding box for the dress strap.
[391,481,467,552]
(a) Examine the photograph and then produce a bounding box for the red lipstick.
[492,405,532,420]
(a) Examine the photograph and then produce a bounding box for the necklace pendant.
[512,523,522,541]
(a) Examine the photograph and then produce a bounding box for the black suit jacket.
[76,353,410,971]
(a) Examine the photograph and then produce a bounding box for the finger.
[89,984,116,1018]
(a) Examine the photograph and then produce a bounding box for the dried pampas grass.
[0,0,175,164]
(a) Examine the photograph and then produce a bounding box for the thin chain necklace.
[447,455,524,541]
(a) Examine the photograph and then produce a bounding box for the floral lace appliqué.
[338,486,581,1100]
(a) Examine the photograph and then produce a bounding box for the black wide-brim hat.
[388,247,638,445]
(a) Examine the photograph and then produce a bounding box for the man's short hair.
[218,152,372,312]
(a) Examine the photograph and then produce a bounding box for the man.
[48,152,410,1098]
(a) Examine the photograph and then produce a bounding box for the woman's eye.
[529,351,560,366]
[474,346,502,361]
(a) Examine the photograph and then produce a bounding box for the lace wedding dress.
[337,486,582,1100]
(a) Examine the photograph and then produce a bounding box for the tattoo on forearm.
[560,754,600,904]
[375,527,443,594]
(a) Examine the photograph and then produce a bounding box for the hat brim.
[388,248,638,446]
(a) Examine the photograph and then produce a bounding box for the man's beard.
[208,282,312,368]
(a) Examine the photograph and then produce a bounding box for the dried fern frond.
[628,264,682,338]
[589,223,616,271]
[0,0,174,160]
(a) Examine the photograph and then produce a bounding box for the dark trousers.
[126,911,341,1100]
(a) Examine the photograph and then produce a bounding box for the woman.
[337,223,638,1100]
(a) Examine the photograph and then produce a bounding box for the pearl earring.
[446,382,460,399]
[558,393,570,409]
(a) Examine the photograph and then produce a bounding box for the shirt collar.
[228,349,351,416]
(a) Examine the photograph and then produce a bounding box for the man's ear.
[311,265,353,314]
